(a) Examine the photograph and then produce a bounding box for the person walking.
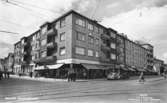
[139,72,145,82]
[0,71,3,80]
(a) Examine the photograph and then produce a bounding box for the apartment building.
[141,44,154,71]
[13,10,154,78]
[5,53,14,73]
[0,59,4,71]
[125,39,148,72]
[116,34,126,71]
[14,36,32,75]
[13,10,117,79]
[154,58,164,75]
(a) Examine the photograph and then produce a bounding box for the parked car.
[107,72,129,80]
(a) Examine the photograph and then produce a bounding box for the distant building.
[125,39,148,72]
[5,53,14,73]
[0,59,4,71]
[154,58,164,75]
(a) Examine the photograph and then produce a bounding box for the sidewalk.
[10,75,88,82]
[10,74,164,83]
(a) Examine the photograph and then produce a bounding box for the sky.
[0,0,167,63]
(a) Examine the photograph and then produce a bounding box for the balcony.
[101,43,110,52]
[46,28,57,36]
[47,42,57,48]
[101,33,110,40]
[23,51,27,55]
[33,56,57,64]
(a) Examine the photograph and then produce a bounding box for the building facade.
[13,10,117,78]
[154,58,164,75]
[12,10,155,78]
[125,39,148,72]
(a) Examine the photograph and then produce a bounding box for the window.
[60,18,65,28]
[110,32,116,38]
[60,32,65,41]
[95,38,99,45]
[88,32,93,36]
[99,28,103,33]
[75,47,85,55]
[94,26,99,33]
[77,32,85,41]
[110,53,116,60]
[88,49,94,56]
[95,51,99,57]
[88,23,93,30]
[55,22,59,29]
[76,18,85,27]
[41,51,46,58]
[41,26,47,35]
[41,39,46,46]
[110,43,116,49]
[60,47,66,55]
[88,36,94,44]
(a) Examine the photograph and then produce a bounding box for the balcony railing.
[47,42,57,48]
[33,55,57,64]
[101,43,110,52]
[46,28,57,36]
[101,33,110,40]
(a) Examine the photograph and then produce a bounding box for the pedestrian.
[139,72,145,82]
[0,71,3,80]
[163,71,167,79]
[7,72,10,78]
[67,71,71,82]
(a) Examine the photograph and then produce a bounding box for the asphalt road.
[0,77,167,103]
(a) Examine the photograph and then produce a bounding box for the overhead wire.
[10,0,58,14]
[1,0,49,20]
[91,0,102,20]
[0,30,19,34]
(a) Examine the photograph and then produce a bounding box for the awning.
[34,66,44,70]
[34,64,64,70]
[82,64,110,70]
[47,64,64,69]
[128,67,136,71]
[136,68,146,72]
[147,69,156,73]
[120,67,129,71]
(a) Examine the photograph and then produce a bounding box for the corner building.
[13,10,117,79]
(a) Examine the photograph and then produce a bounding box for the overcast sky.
[0,0,167,63]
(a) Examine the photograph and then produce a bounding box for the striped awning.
[47,64,64,69]
[128,67,136,71]
[34,64,64,70]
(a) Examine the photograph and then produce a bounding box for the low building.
[5,53,14,73]
[154,58,164,75]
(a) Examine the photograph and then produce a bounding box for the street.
[0,77,167,103]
